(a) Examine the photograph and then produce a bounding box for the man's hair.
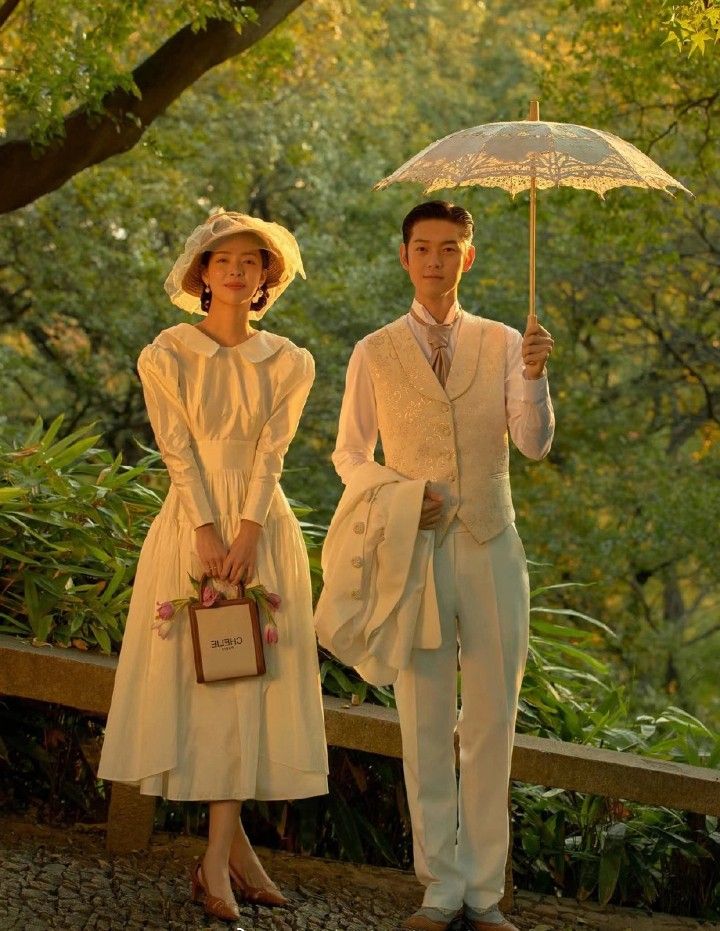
[401,200,474,247]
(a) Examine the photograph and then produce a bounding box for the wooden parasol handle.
[528,99,539,321]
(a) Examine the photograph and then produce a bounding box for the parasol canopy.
[374,101,692,318]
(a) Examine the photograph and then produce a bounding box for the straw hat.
[164,210,306,319]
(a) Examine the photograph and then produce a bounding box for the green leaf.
[46,436,102,469]
[37,415,66,451]
[0,487,28,504]
[327,791,364,861]
[598,823,627,905]
[91,624,112,654]
[101,564,129,604]
[530,606,617,639]
[530,581,594,599]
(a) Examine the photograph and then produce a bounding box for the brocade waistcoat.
[363,312,514,545]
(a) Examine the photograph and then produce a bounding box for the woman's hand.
[194,523,228,578]
[223,520,262,586]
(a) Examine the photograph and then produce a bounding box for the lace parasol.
[374,101,692,318]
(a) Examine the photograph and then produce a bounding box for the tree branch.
[0,0,22,31]
[645,91,720,154]
[0,0,305,213]
[683,623,720,649]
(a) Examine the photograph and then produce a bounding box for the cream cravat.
[409,307,459,387]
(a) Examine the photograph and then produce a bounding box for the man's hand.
[419,487,444,530]
[523,315,554,380]
[222,520,262,586]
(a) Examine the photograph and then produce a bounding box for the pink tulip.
[156,601,175,620]
[201,586,219,607]
[266,592,282,612]
[264,623,279,645]
[151,618,173,639]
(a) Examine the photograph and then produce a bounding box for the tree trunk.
[662,566,686,699]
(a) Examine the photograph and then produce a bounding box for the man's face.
[400,219,475,300]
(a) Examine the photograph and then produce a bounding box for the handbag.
[188,576,266,684]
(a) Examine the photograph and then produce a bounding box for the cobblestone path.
[0,817,712,931]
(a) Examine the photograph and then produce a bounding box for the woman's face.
[201,233,267,308]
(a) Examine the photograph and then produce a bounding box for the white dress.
[98,322,329,801]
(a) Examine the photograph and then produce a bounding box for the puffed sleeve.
[137,343,215,530]
[241,346,315,527]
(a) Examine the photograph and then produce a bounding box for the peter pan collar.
[166,323,285,362]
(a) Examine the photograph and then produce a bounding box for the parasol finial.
[528,99,540,121]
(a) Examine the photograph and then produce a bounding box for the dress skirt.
[98,449,329,802]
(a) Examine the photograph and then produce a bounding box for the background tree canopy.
[0,0,718,728]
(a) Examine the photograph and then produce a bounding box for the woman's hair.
[200,247,271,312]
[402,200,474,247]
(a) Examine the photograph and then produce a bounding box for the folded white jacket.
[315,461,441,686]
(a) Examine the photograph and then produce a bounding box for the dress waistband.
[191,439,256,471]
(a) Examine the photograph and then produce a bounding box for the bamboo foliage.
[0,416,162,651]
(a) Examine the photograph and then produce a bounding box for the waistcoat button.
[353,522,365,534]
[351,556,364,568]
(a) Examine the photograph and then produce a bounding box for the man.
[331,200,555,931]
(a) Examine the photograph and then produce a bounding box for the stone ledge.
[0,633,116,714]
[2,633,719,817]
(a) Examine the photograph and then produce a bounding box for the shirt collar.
[410,298,460,326]
[168,323,284,362]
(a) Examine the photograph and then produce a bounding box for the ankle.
[203,848,229,872]
[229,837,253,860]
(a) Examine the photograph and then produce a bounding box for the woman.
[98,211,328,924]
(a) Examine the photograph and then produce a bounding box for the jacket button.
[441,425,451,436]
[449,473,456,481]
[353,522,365,534]
[351,556,364,568]
[351,589,362,600]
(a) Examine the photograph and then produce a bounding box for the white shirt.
[332,300,555,484]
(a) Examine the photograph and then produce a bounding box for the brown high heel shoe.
[228,861,289,907]
[191,860,245,924]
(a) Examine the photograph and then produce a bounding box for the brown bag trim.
[188,577,266,684]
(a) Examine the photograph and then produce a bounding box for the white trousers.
[393,522,529,910]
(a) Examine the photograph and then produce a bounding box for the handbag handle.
[198,574,246,602]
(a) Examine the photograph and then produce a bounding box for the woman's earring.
[251,286,264,305]
[201,284,212,312]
